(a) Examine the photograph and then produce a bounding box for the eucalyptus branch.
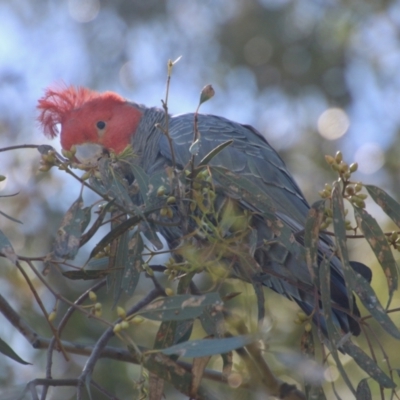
[77,286,165,399]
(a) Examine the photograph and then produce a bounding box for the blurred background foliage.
[1,0,400,399]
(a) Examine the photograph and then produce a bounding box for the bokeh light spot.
[317,108,350,140]
[354,142,385,174]
[68,0,100,23]
[244,36,273,66]
[324,366,339,382]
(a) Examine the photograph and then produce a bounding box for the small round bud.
[81,171,91,181]
[297,311,308,321]
[355,183,363,192]
[165,288,174,296]
[324,155,336,165]
[94,303,102,311]
[39,164,52,172]
[331,163,341,172]
[356,193,368,200]
[113,323,122,333]
[48,311,57,322]
[304,323,312,332]
[349,162,358,173]
[160,207,169,217]
[89,291,97,302]
[94,309,102,318]
[0,175,6,182]
[345,186,355,196]
[121,321,129,330]
[117,306,126,319]
[166,196,176,204]
[131,316,145,324]
[157,186,166,197]
[339,162,349,173]
[335,151,343,163]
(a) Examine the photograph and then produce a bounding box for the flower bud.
[48,311,57,322]
[89,291,97,302]
[324,155,336,165]
[335,151,343,163]
[349,162,358,173]
[121,321,129,330]
[117,306,126,319]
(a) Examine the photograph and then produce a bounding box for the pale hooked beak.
[74,143,107,166]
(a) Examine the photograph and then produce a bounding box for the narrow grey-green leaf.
[352,272,400,339]
[121,230,143,296]
[332,182,354,314]
[197,140,233,168]
[342,341,395,389]
[140,293,222,322]
[304,200,326,286]
[62,269,112,280]
[53,195,91,259]
[159,335,256,358]
[356,379,372,400]
[319,257,356,395]
[113,231,129,306]
[365,185,400,226]
[354,206,398,298]
[89,214,143,259]
[0,337,30,365]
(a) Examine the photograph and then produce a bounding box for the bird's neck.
[132,107,168,172]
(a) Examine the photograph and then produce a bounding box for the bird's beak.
[74,143,106,166]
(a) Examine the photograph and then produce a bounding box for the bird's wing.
[162,113,310,226]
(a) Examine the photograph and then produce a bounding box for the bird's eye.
[96,121,106,130]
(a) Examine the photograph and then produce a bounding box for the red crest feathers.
[37,85,98,138]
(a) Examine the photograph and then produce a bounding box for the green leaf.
[62,269,112,280]
[342,341,395,389]
[140,293,223,322]
[121,230,143,296]
[304,200,326,286]
[0,337,30,365]
[354,206,399,299]
[356,379,372,400]
[143,353,220,399]
[159,334,256,358]
[89,215,142,259]
[53,195,91,259]
[98,158,134,210]
[365,185,400,226]
[352,272,400,339]
[112,230,129,306]
[0,229,17,264]
[197,140,233,169]
[331,182,355,314]
[319,257,356,395]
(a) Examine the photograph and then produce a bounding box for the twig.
[76,286,165,399]
[41,279,106,400]
[14,260,69,361]
[0,144,40,152]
